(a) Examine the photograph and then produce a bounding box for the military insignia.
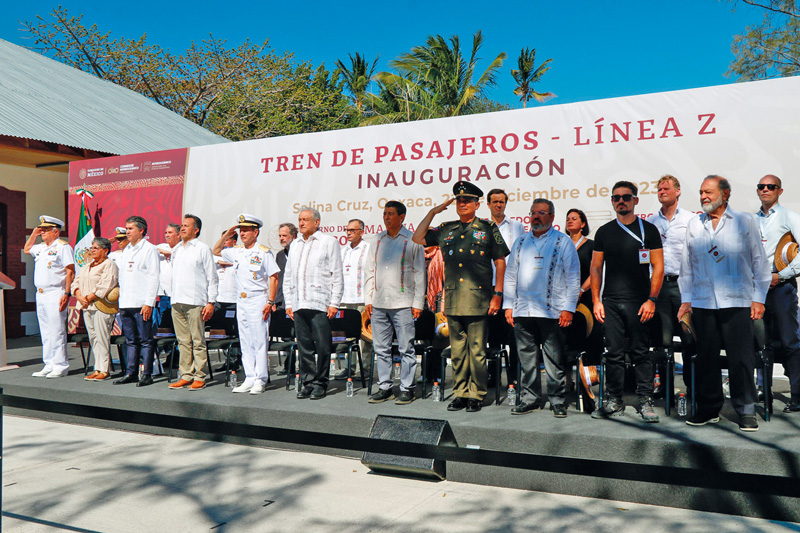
[253,272,258,280]
[471,250,475,254]
[48,249,58,256]
[473,230,486,241]
[449,250,453,256]
[40,216,45,224]
[238,215,246,223]
[250,255,262,266]
[494,231,504,244]
[444,234,454,243]
[480,251,484,256]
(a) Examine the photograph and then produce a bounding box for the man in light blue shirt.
[754,174,800,413]
[504,199,580,417]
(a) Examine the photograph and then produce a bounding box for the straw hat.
[574,303,594,337]
[679,311,696,343]
[94,286,119,315]
[360,309,372,343]
[775,231,799,272]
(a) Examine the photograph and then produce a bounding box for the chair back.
[753,317,767,351]
[270,310,295,339]
[414,309,436,343]
[205,306,237,336]
[159,306,174,332]
[329,308,362,339]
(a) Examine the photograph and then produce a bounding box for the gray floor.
[3,415,799,533]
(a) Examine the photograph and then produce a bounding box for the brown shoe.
[84,371,99,381]
[93,372,110,381]
[189,380,207,391]
[169,379,193,390]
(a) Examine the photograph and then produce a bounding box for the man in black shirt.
[590,181,664,422]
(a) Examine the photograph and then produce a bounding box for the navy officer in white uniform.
[23,215,75,378]
[213,214,280,394]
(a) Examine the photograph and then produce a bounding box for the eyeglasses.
[611,194,636,202]
[90,246,103,250]
[529,210,552,217]
[757,184,780,191]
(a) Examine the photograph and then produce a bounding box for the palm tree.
[512,47,555,108]
[370,30,506,122]
[334,53,379,112]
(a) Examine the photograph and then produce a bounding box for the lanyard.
[573,235,585,249]
[616,218,645,247]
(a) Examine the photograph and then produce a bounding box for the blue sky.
[2,1,765,108]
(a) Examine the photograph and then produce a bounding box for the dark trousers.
[514,317,567,405]
[448,315,488,400]
[764,280,800,399]
[693,307,757,416]
[488,312,519,383]
[294,308,332,389]
[603,298,653,400]
[120,307,155,376]
[654,279,695,388]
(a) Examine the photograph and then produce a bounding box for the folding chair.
[329,308,366,388]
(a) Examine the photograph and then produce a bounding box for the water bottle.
[677,392,687,417]
[228,370,237,388]
[653,372,661,395]
[432,381,441,402]
[295,373,301,392]
[723,376,731,398]
[346,378,354,397]
[394,363,401,380]
[330,355,337,376]
[507,384,517,406]
[138,364,144,380]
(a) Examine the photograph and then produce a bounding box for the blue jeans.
[372,308,416,391]
[120,307,155,376]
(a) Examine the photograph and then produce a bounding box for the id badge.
[533,256,544,269]
[127,261,134,272]
[639,249,650,265]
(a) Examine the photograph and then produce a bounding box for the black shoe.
[113,374,138,385]
[784,400,800,413]
[591,398,625,419]
[275,369,288,377]
[738,414,759,432]
[552,404,568,418]
[757,387,765,403]
[637,397,660,423]
[333,369,352,380]
[297,385,313,399]
[447,397,469,411]
[309,385,327,400]
[686,413,720,426]
[368,388,395,403]
[137,375,153,387]
[395,390,414,405]
[466,399,482,412]
[510,400,543,415]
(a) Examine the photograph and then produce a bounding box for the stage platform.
[2,336,800,522]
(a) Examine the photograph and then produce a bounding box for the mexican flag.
[74,188,95,268]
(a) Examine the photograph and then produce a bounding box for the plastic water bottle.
[507,384,517,406]
[330,355,337,376]
[138,364,144,380]
[295,373,301,392]
[346,378,354,397]
[677,392,687,417]
[394,362,401,380]
[228,370,237,388]
[654,372,662,394]
[432,381,441,402]
[723,376,731,398]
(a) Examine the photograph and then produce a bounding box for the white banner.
[185,76,800,248]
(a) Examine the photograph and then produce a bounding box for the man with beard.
[680,176,771,431]
[590,181,664,422]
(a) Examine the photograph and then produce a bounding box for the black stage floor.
[3,336,800,522]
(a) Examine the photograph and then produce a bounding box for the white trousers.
[84,309,116,373]
[237,293,270,385]
[36,289,69,373]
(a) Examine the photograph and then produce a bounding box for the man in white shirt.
[504,199,580,417]
[154,223,181,328]
[487,188,525,386]
[335,218,372,379]
[115,216,161,386]
[284,207,344,400]
[365,201,426,404]
[23,215,75,378]
[679,176,771,431]
[754,174,800,413]
[214,214,280,395]
[168,214,219,391]
[646,175,697,391]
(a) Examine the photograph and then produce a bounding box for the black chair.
[152,307,177,377]
[329,308,366,389]
[690,317,771,421]
[269,310,299,391]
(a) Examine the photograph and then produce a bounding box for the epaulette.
[58,238,69,244]
[257,243,270,252]
[233,244,244,248]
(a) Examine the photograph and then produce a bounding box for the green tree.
[334,53,379,112]
[365,31,507,124]
[22,7,354,139]
[728,0,800,80]
[511,47,555,108]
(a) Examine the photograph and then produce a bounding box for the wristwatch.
[648,296,657,303]
[493,291,503,297]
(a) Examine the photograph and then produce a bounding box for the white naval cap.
[38,215,64,229]
[236,213,263,228]
[115,227,127,238]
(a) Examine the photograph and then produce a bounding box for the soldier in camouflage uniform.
[413,182,510,412]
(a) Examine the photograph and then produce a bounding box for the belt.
[664,275,679,282]
[239,290,267,299]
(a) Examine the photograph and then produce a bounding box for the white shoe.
[32,368,52,377]
[232,382,254,393]
[250,383,266,395]
[45,370,68,379]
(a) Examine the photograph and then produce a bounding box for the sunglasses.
[611,194,636,202]
[757,184,780,191]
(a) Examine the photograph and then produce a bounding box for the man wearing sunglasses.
[590,181,664,422]
[754,175,800,414]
